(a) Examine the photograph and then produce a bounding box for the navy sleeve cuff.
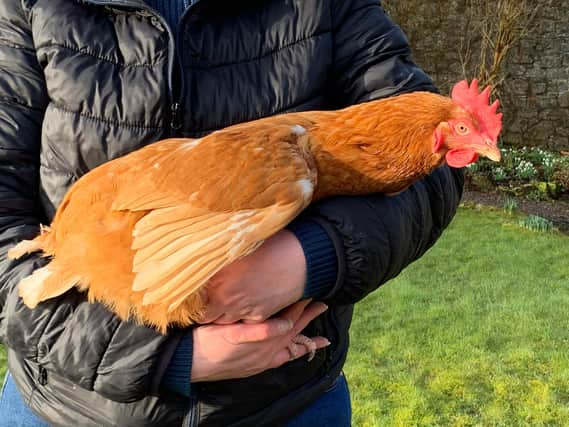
[161,331,193,397]
[287,220,338,299]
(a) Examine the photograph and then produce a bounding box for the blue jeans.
[0,374,50,427]
[285,372,351,427]
[0,372,351,426]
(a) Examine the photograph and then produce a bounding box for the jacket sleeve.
[0,1,182,403]
[297,0,464,304]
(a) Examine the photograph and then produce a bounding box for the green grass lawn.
[0,207,567,426]
[346,206,569,426]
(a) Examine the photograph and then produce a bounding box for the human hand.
[190,301,330,382]
[199,229,306,324]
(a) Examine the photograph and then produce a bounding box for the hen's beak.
[480,139,501,162]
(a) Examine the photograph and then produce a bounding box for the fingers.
[291,302,328,334]
[271,336,331,368]
[212,313,249,325]
[217,307,267,325]
[277,299,313,326]
[241,317,267,324]
[236,301,326,345]
[225,318,294,344]
[218,300,327,345]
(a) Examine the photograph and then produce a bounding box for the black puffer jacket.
[0,0,464,425]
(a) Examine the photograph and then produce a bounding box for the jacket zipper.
[170,101,183,130]
[170,2,195,133]
[83,0,197,135]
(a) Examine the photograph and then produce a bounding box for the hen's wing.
[112,123,316,312]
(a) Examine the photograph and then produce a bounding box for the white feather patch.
[180,138,202,151]
[291,125,307,135]
[297,178,314,202]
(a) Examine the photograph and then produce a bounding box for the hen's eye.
[455,123,470,135]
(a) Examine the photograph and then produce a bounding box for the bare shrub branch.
[459,0,544,96]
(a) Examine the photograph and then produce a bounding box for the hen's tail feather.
[7,226,54,260]
[7,240,42,260]
[18,265,81,308]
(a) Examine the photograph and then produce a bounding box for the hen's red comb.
[451,79,503,141]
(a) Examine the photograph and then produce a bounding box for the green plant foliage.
[542,156,557,181]
[501,148,518,171]
[514,160,538,180]
[524,147,550,164]
[533,181,561,199]
[466,162,480,174]
[465,147,569,200]
[491,166,508,182]
[503,196,518,214]
[519,214,554,232]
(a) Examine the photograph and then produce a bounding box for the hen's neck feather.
[297,92,457,198]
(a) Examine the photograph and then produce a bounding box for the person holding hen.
[0,1,467,426]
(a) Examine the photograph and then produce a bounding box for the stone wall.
[382,1,569,150]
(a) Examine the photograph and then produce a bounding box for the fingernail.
[318,303,329,314]
[278,319,294,333]
[323,338,331,347]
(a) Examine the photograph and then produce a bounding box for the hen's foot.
[289,334,317,362]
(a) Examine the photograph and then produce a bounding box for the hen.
[9,80,502,333]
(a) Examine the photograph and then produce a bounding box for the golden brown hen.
[9,80,502,333]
